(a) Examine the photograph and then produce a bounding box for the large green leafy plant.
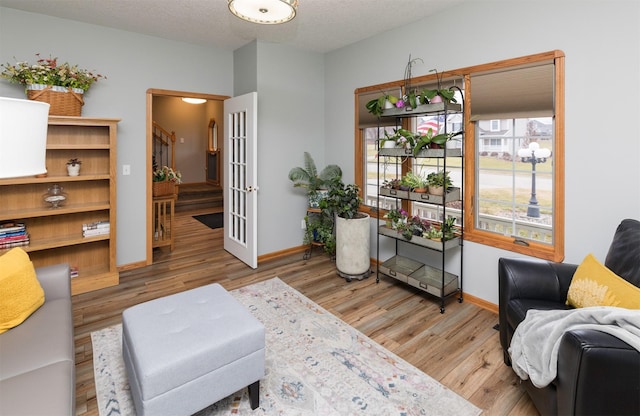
[320,178,363,220]
[288,152,342,199]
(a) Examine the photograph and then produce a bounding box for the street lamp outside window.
[518,142,551,218]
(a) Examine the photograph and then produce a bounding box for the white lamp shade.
[0,97,50,178]
[228,0,297,24]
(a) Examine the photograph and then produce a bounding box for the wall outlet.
[301,219,306,230]
[122,164,131,175]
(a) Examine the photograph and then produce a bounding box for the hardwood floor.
[73,207,538,415]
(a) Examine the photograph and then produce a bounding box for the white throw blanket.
[508,306,640,388]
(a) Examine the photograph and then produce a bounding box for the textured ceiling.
[0,0,466,53]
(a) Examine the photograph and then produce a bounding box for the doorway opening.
[146,89,230,264]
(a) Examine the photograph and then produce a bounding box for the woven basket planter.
[153,181,178,197]
[26,84,84,116]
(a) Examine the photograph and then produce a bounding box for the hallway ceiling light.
[182,97,207,104]
[228,0,298,25]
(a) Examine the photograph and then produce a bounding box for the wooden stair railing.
[152,121,177,171]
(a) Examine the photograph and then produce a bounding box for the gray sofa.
[0,263,75,416]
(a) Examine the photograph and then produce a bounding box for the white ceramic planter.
[67,164,80,176]
[335,213,371,280]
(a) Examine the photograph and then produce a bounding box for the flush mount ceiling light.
[182,97,207,104]
[228,0,298,25]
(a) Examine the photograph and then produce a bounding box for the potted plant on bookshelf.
[0,54,106,116]
[66,158,81,176]
[320,178,371,281]
[152,166,182,197]
[288,152,342,208]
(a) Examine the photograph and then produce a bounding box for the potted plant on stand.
[420,69,458,104]
[402,170,428,193]
[365,92,401,118]
[288,152,342,208]
[303,211,336,257]
[427,170,452,196]
[321,178,371,281]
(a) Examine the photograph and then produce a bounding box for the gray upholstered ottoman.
[122,283,265,416]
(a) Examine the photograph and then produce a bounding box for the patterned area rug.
[92,277,482,416]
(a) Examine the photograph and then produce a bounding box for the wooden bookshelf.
[0,116,120,295]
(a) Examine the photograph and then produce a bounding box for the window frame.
[354,50,565,262]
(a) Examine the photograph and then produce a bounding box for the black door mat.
[193,213,223,229]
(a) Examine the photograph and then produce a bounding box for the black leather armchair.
[498,219,640,416]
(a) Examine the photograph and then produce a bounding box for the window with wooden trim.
[355,51,565,261]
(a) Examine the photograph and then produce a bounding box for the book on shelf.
[83,227,110,237]
[82,221,110,231]
[0,230,28,238]
[0,221,25,232]
[0,221,29,249]
[0,238,30,249]
[0,222,26,236]
[70,266,79,278]
[0,233,29,242]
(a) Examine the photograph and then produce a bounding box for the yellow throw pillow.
[0,248,45,334]
[567,253,640,309]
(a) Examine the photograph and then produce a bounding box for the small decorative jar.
[43,184,68,208]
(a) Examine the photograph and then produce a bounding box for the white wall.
[253,41,325,255]
[324,0,640,304]
[0,7,234,267]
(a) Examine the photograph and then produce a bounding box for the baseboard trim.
[258,245,306,263]
[464,292,498,314]
[118,260,147,272]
